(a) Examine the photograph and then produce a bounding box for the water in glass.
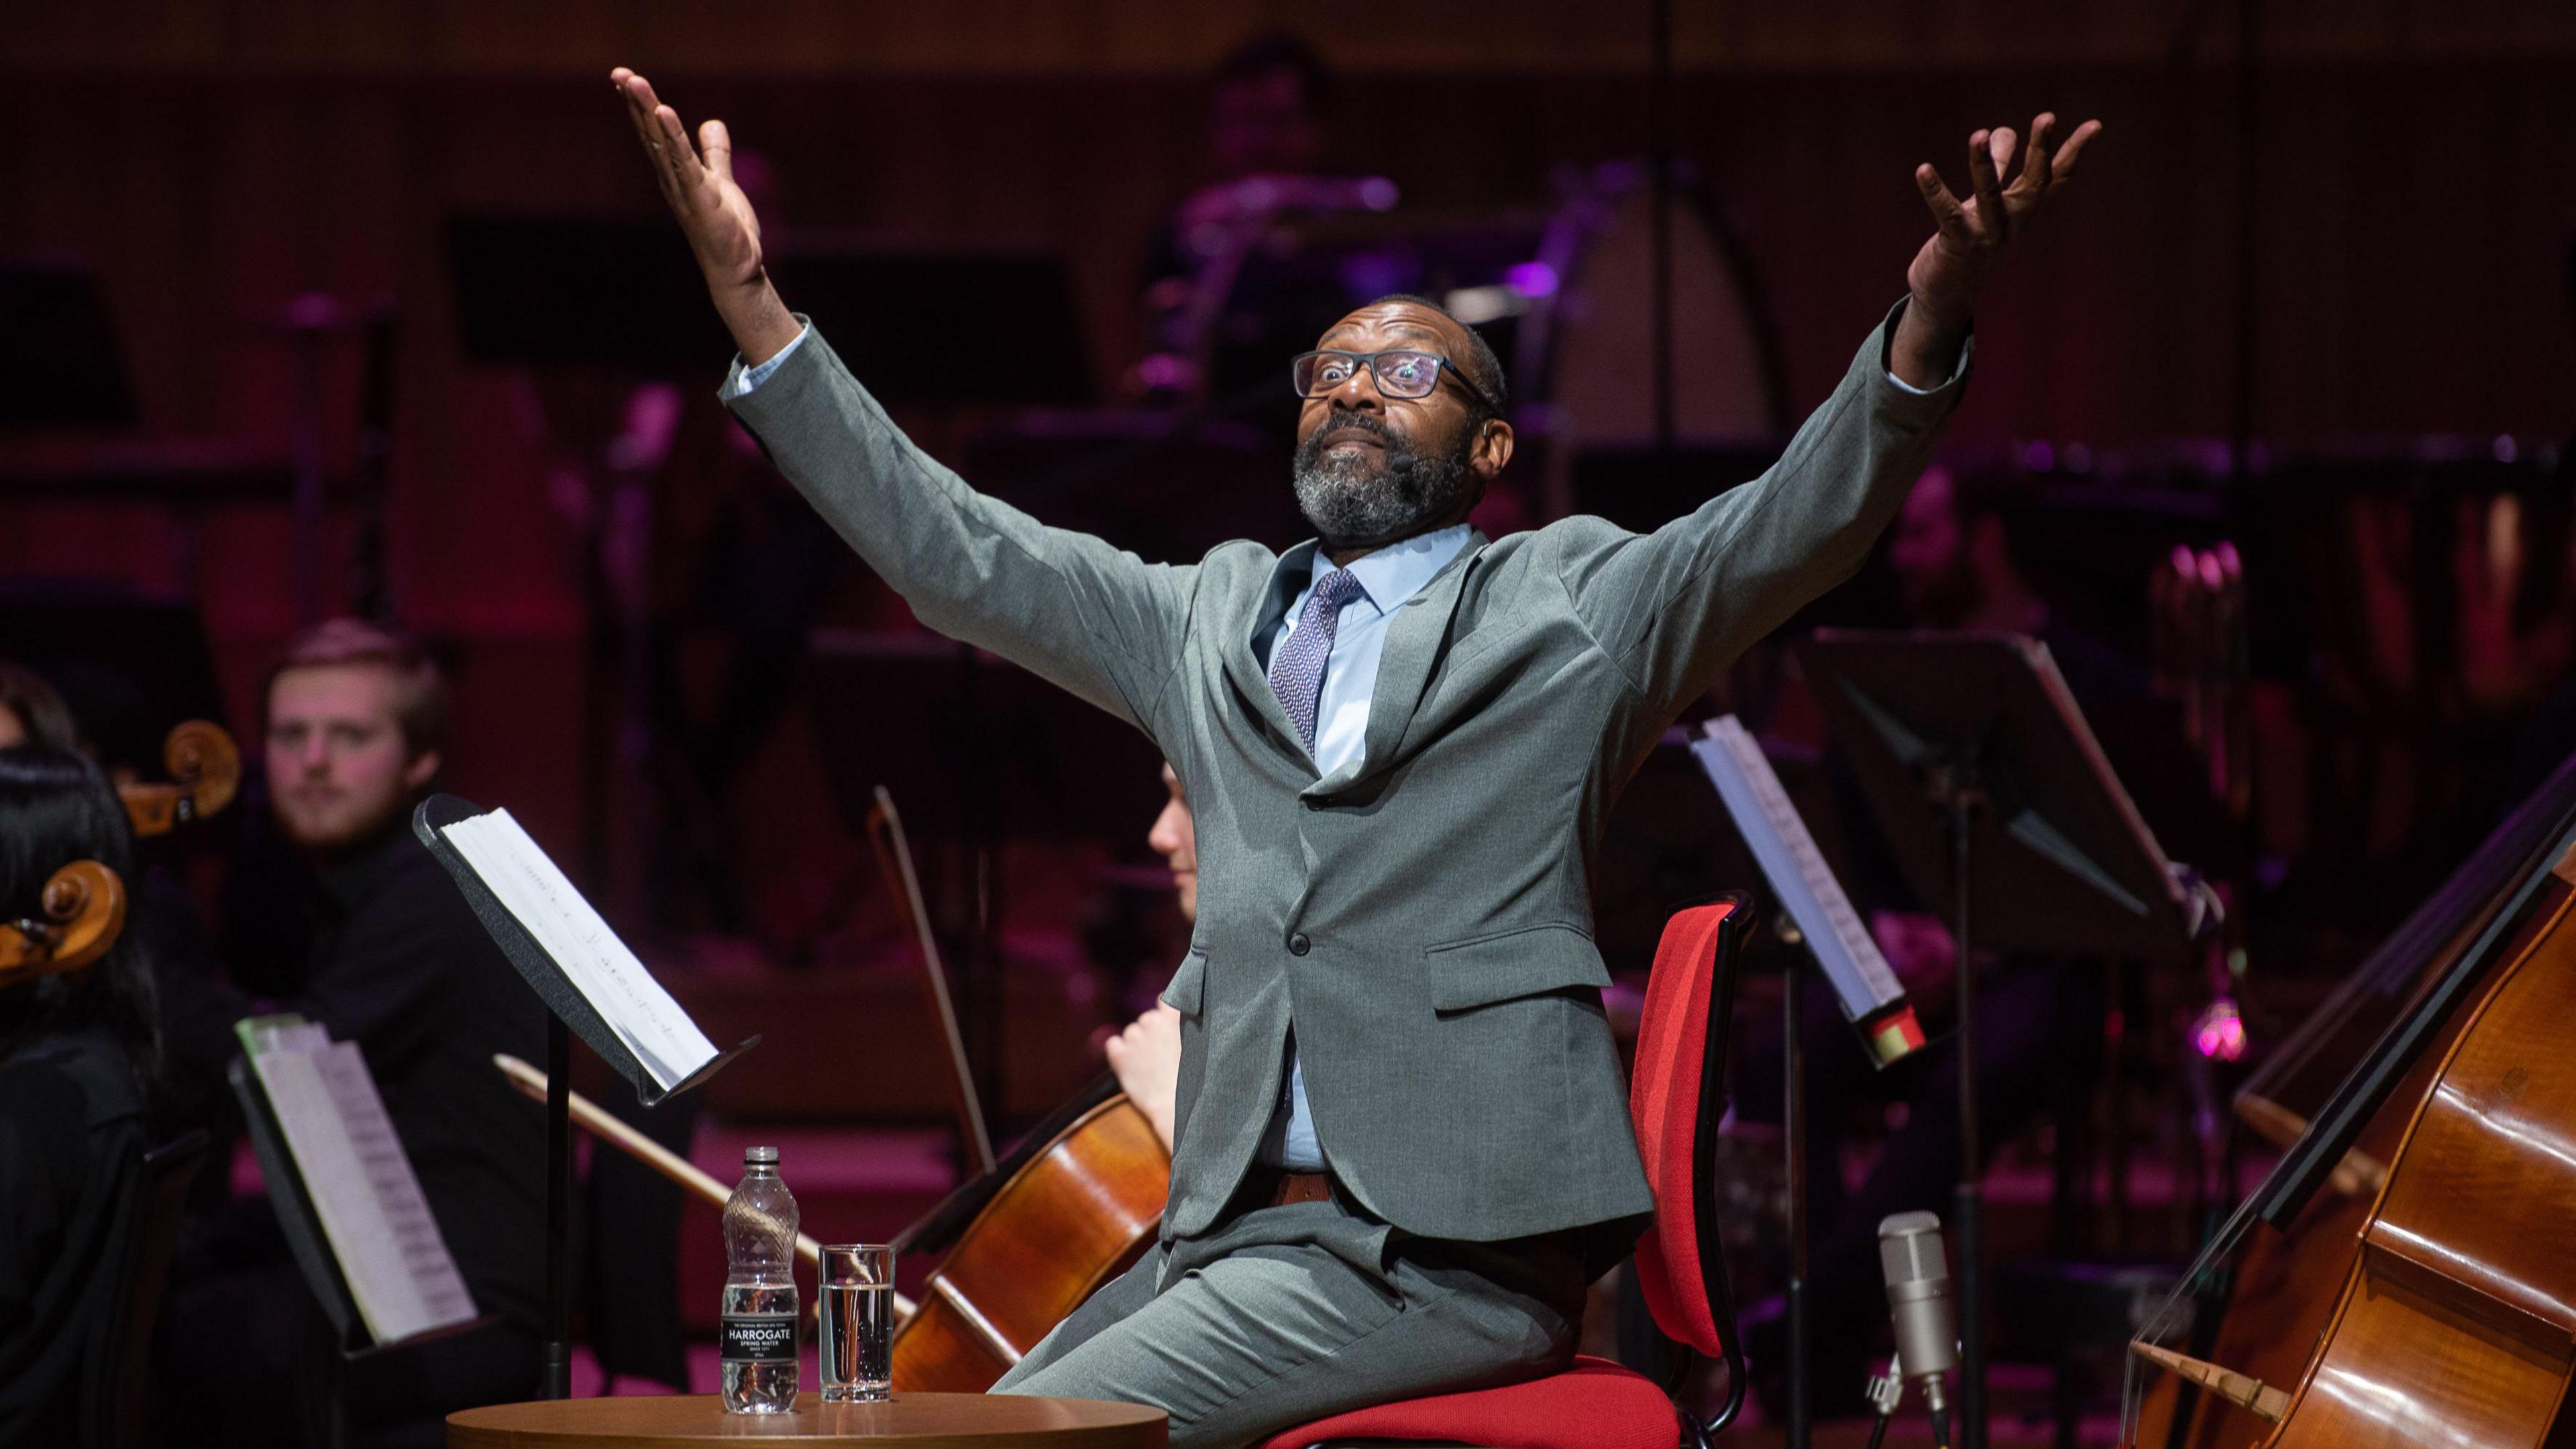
[818,1244,894,1401]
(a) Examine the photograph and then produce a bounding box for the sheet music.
[1692,715,1907,1018]
[248,1031,477,1344]
[439,807,718,1089]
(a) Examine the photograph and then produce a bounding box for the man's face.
[1887,468,1975,624]
[266,664,438,852]
[1210,70,1322,178]
[1292,302,1513,553]
[1146,763,1198,924]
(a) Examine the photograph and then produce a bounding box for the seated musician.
[160,620,549,1444]
[1104,763,1195,1150]
[0,747,165,1440]
[616,64,2095,1446]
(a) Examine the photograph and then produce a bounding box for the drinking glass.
[817,1244,896,1401]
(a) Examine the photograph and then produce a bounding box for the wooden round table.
[447,1393,1167,1448]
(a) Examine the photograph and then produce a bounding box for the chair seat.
[1256,1356,1683,1449]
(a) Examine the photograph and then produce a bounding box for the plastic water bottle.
[720,1145,800,1412]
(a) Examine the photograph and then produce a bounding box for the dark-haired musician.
[0,747,162,1440]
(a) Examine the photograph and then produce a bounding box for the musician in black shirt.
[162,621,547,1445]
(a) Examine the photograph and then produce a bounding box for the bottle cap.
[745,1145,780,1166]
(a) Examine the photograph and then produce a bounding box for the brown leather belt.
[1240,1167,1334,1210]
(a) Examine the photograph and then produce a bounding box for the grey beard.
[1292,433,1473,553]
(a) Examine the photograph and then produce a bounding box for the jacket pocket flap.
[1162,947,1209,1014]
[1424,924,1609,1012]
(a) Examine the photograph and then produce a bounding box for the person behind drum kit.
[0,746,166,1440]
[1137,34,1336,366]
[616,56,2096,1445]
[157,619,549,1446]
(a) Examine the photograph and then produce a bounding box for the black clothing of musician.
[291,816,551,1330]
[0,748,163,1443]
[158,814,548,1444]
[159,814,548,1442]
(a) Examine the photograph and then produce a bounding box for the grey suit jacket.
[727,301,1967,1243]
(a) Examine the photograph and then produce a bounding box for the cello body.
[889,1092,1169,1392]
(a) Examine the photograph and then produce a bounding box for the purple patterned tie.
[1269,568,1367,755]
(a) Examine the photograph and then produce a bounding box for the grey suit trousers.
[991,1193,1593,1449]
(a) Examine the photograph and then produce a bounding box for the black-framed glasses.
[1291,349,1497,412]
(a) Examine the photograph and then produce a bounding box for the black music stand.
[413,794,757,1400]
[1796,631,2204,1449]
[226,1056,502,1446]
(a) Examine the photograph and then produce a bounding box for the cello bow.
[862,786,997,1177]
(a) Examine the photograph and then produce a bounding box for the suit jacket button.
[1304,796,1326,811]
[1288,933,1311,956]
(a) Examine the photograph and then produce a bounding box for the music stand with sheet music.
[414,794,757,1399]
[1795,631,2207,1449]
[227,1052,501,1445]
[1690,714,1930,1449]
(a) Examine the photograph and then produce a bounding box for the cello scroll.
[0,861,128,987]
[119,720,241,837]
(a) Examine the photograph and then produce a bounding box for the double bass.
[2125,748,2576,1448]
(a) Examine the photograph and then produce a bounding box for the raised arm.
[1562,113,2100,717]
[610,68,1193,731]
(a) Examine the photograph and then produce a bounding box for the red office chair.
[1258,899,1752,1449]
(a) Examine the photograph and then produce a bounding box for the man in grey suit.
[613,65,2096,1448]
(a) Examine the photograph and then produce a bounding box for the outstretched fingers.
[1966,127,2006,235]
[2019,113,2060,192]
[700,119,734,184]
[2050,118,2104,184]
[1915,164,1972,239]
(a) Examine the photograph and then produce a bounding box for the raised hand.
[1890,112,2101,386]
[610,67,800,364]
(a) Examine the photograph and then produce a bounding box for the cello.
[116,720,241,837]
[2124,758,2576,1448]
[861,787,1171,1393]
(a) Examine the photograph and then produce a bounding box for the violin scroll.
[0,860,128,985]
[119,720,241,836]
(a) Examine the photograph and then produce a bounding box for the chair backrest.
[88,1128,209,1449]
[1627,898,1748,1359]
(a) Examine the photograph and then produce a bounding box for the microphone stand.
[1782,955,1810,1449]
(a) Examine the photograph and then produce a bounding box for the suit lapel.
[1220,542,1313,769]
[1330,530,1487,792]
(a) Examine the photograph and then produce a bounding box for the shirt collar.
[1305,523,1474,615]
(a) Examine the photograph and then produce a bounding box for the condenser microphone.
[1878,1211,1957,1413]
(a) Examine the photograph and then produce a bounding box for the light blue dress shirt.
[1252,523,1474,1170]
